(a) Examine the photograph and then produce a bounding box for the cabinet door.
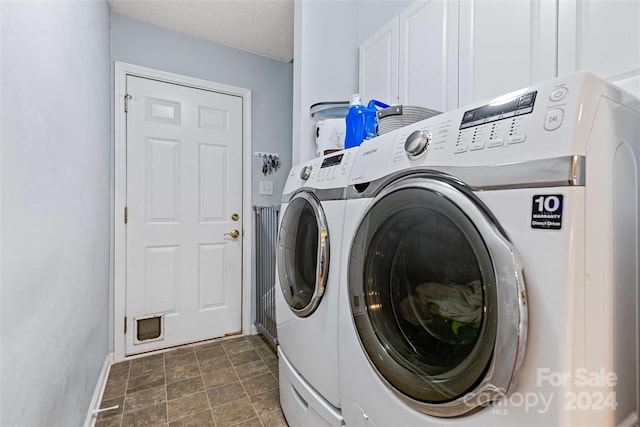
[458,0,557,106]
[399,0,458,112]
[359,16,399,105]
[558,0,640,99]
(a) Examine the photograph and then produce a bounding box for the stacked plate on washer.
[377,105,441,135]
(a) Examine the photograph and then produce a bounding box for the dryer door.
[348,176,527,417]
[277,192,330,317]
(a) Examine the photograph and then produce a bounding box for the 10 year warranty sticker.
[531,195,563,230]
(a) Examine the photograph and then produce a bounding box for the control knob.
[404,130,432,158]
[300,166,312,181]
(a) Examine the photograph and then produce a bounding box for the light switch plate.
[259,181,274,195]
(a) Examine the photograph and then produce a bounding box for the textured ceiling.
[109,0,294,62]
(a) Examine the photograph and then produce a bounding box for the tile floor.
[96,335,288,427]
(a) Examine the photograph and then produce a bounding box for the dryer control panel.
[283,147,357,195]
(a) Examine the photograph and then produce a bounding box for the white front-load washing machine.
[276,148,357,426]
[338,72,639,426]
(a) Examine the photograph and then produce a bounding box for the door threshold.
[123,331,245,360]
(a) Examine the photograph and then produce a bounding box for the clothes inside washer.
[417,280,482,323]
[399,280,482,345]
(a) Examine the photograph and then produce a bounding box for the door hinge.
[124,93,132,113]
[124,317,127,334]
[124,206,128,224]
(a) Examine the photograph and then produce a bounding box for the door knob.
[225,229,240,239]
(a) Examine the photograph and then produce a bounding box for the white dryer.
[338,72,639,427]
[276,148,357,426]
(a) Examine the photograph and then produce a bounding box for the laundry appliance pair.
[277,72,639,427]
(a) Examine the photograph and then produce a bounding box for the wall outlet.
[259,181,274,195]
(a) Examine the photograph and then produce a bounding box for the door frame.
[113,61,253,361]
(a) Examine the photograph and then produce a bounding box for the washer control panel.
[460,91,537,130]
[447,83,571,158]
[383,74,599,170]
[353,72,614,185]
[454,91,538,154]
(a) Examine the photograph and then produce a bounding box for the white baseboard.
[84,353,113,427]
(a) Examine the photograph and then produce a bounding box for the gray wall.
[1,1,111,425]
[111,13,293,207]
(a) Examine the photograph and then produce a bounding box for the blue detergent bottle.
[345,95,390,148]
[344,94,366,149]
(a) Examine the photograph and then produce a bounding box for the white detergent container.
[315,119,346,155]
[310,101,349,156]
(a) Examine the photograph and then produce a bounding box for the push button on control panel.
[544,108,564,131]
[508,135,527,144]
[454,144,468,154]
[549,87,568,102]
[469,142,486,151]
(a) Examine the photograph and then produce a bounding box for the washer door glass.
[348,177,526,416]
[278,193,330,317]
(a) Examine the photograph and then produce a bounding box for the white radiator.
[253,205,280,347]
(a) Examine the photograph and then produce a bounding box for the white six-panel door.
[125,75,243,355]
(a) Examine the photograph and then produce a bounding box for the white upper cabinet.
[357,0,639,116]
[458,0,557,106]
[398,0,459,111]
[359,16,399,105]
[558,0,640,99]
[359,1,458,110]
